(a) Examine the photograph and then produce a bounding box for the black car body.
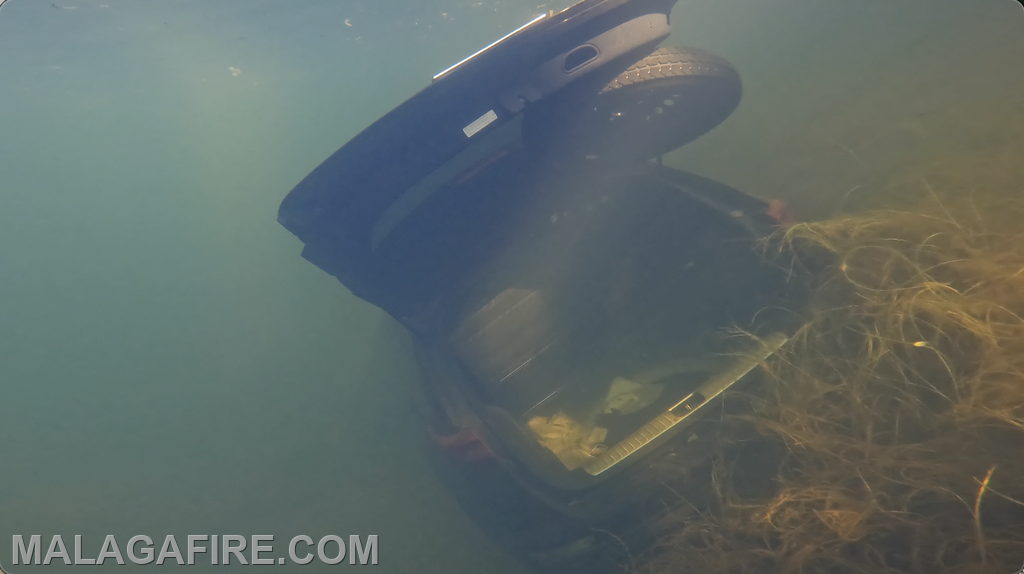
[279,1,812,571]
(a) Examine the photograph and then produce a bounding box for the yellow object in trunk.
[527,411,608,470]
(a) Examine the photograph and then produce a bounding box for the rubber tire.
[600,46,739,93]
[526,47,742,165]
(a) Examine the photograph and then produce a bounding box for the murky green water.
[0,0,1020,572]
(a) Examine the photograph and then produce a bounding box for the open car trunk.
[430,165,800,488]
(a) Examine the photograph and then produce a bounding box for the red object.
[766,199,798,226]
[431,427,497,462]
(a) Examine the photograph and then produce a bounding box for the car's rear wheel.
[525,47,742,165]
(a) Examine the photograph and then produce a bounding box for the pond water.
[0,0,1020,572]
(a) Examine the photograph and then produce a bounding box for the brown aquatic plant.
[640,193,1024,574]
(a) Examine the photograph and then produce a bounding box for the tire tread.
[602,47,739,93]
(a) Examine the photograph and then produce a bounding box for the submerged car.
[279,0,814,571]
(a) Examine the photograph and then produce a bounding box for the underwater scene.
[0,0,1022,572]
